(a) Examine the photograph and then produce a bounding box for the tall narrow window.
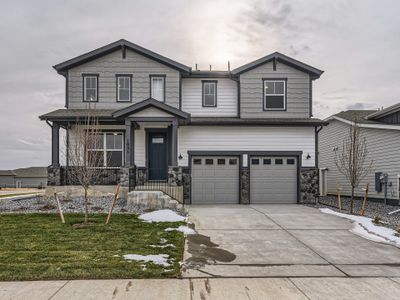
[202,81,217,107]
[263,79,286,110]
[150,75,165,102]
[83,75,98,101]
[116,75,131,102]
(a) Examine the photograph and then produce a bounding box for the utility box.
[375,172,382,192]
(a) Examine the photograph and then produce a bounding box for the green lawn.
[0,213,185,281]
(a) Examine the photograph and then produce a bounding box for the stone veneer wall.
[135,168,147,187]
[300,167,319,203]
[168,166,183,186]
[240,167,250,204]
[47,166,61,186]
[182,167,191,204]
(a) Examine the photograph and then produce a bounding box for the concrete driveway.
[183,204,400,278]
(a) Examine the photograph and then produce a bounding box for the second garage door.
[191,156,239,204]
[250,156,298,204]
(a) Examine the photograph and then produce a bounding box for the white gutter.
[326,116,400,131]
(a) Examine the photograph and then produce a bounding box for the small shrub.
[373,216,382,225]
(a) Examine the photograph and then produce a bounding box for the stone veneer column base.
[240,167,250,204]
[300,167,319,203]
[47,166,61,186]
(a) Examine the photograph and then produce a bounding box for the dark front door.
[148,132,167,180]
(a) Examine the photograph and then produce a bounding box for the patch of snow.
[320,208,400,246]
[123,254,171,266]
[165,225,196,235]
[159,238,168,244]
[150,244,176,248]
[139,209,186,223]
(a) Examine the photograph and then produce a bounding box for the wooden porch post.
[171,119,178,166]
[51,122,60,167]
[125,120,134,167]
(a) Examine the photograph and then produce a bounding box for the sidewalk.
[2,277,400,300]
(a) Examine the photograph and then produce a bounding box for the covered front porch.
[39,98,191,202]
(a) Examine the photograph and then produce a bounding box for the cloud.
[345,102,369,110]
[0,0,400,168]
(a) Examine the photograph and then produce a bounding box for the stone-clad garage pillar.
[240,160,250,204]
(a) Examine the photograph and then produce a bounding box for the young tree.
[67,104,106,223]
[334,113,373,214]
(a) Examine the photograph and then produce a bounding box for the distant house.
[319,103,400,204]
[0,167,47,188]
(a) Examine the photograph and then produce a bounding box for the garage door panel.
[250,156,298,204]
[191,156,239,204]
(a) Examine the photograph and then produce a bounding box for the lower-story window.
[88,132,124,167]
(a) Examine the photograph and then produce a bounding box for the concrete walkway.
[2,277,400,299]
[183,204,400,278]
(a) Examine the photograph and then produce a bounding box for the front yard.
[0,213,185,281]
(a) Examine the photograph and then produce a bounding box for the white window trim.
[83,75,98,102]
[87,132,124,168]
[150,76,165,102]
[263,80,286,111]
[202,81,217,107]
[117,76,131,102]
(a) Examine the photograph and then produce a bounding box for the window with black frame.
[87,132,123,167]
[263,80,286,110]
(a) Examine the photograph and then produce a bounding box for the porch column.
[171,120,178,166]
[51,122,60,167]
[125,120,135,167]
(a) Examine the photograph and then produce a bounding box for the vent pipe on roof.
[195,64,198,71]
[209,65,212,71]
[228,61,230,71]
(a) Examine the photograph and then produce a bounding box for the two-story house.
[39,39,324,204]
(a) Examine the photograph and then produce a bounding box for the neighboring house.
[39,39,325,204]
[0,167,47,188]
[0,170,17,188]
[319,104,400,204]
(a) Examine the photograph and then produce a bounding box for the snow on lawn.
[165,225,196,235]
[123,254,171,266]
[150,244,176,248]
[139,209,186,223]
[320,208,400,246]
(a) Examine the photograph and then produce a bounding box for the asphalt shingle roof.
[334,110,379,124]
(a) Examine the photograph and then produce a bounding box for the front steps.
[127,190,185,212]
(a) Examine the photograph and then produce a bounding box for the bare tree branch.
[66,103,108,223]
[334,113,373,213]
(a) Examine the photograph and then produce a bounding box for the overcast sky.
[0,0,399,169]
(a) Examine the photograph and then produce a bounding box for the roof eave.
[231,52,324,79]
[53,39,191,74]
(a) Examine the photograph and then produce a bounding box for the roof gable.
[232,52,323,79]
[365,102,400,120]
[112,98,190,119]
[53,39,191,74]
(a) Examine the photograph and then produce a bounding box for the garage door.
[250,156,298,203]
[191,156,239,204]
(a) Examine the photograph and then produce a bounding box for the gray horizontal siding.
[240,61,310,118]
[68,49,180,109]
[319,120,400,200]
[182,78,237,117]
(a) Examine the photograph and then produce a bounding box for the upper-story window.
[150,75,165,102]
[202,80,217,107]
[263,79,286,110]
[116,75,132,102]
[83,74,98,102]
